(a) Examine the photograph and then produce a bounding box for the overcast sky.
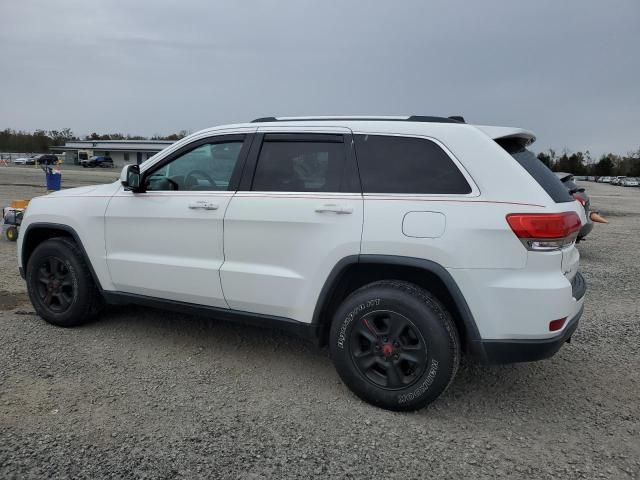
[1,0,638,156]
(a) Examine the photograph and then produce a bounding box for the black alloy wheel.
[329,280,460,411]
[34,256,76,313]
[26,237,103,327]
[350,310,427,390]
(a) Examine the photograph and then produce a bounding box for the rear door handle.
[315,204,353,215]
[188,201,219,210]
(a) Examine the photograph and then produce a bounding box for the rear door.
[220,128,363,323]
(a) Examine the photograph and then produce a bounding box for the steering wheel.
[184,170,216,190]
[146,173,179,191]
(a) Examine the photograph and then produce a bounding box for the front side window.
[145,141,243,191]
[252,137,346,192]
[354,134,472,194]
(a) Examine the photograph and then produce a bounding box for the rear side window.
[498,139,573,203]
[252,136,347,192]
[354,134,472,194]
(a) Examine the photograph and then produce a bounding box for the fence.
[0,152,37,164]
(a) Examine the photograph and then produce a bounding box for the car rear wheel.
[26,237,103,327]
[329,280,460,411]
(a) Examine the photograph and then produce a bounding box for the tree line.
[537,148,640,177]
[0,128,190,154]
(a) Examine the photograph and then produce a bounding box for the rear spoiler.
[475,125,536,149]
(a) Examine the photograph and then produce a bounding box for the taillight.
[506,212,582,251]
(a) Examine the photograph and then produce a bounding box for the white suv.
[17,116,587,411]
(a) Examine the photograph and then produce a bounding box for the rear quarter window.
[354,134,471,194]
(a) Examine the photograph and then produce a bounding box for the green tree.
[537,152,553,167]
[594,155,615,176]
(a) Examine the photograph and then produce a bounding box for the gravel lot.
[1,167,639,479]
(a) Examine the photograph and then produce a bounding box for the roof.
[50,118,537,154]
[185,119,536,147]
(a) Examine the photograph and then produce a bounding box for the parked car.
[598,176,612,183]
[13,156,35,165]
[81,156,114,168]
[34,154,59,166]
[610,176,625,186]
[17,115,587,411]
[555,172,593,240]
[587,176,596,182]
[621,177,639,187]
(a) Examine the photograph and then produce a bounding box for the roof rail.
[251,115,465,124]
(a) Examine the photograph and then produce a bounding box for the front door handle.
[315,204,353,215]
[188,201,219,210]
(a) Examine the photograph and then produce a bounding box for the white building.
[50,140,174,167]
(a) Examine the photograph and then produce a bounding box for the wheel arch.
[312,254,485,359]
[21,223,104,291]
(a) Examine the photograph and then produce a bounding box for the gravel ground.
[0,169,639,479]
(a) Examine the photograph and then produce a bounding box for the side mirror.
[120,164,144,192]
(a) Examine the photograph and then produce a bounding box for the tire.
[329,280,460,411]
[25,237,103,327]
[6,226,18,242]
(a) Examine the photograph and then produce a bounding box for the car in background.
[555,172,593,240]
[587,176,596,181]
[598,176,612,183]
[34,154,59,166]
[81,155,114,168]
[13,156,36,165]
[621,177,639,187]
[610,176,626,186]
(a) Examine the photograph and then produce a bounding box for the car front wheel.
[329,280,460,411]
[26,237,103,327]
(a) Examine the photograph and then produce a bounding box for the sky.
[0,0,638,157]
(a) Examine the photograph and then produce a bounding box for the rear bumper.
[478,303,583,364]
[472,271,586,364]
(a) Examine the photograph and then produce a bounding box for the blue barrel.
[46,172,62,191]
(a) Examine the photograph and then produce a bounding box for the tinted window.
[146,141,243,191]
[498,139,573,203]
[252,139,346,192]
[354,134,471,194]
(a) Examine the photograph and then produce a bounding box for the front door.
[104,134,252,307]
[220,129,364,323]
